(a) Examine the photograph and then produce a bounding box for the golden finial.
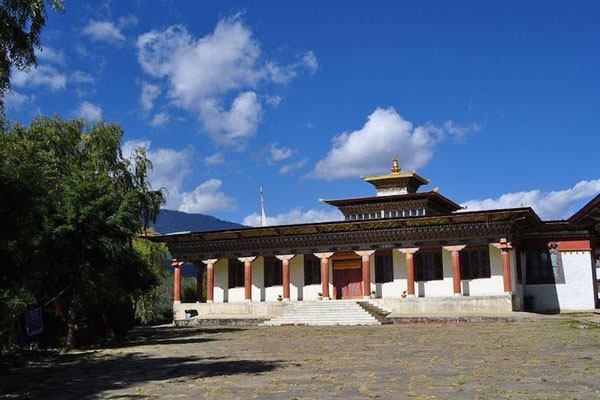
[390,156,400,173]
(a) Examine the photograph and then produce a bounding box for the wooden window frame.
[228,258,244,288]
[375,250,394,283]
[459,247,491,279]
[263,256,283,287]
[304,254,321,285]
[525,249,555,285]
[414,249,443,281]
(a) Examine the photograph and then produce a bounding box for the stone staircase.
[263,300,389,326]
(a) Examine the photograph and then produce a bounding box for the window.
[459,247,491,279]
[264,256,282,287]
[375,250,394,283]
[526,250,555,284]
[415,250,443,281]
[228,258,244,288]
[304,254,321,285]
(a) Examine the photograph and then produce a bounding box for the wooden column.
[494,239,513,294]
[238,257,256,302]
[314,252,334,299]
[355,250,375,299]
[276,255,295,301]
[171,259,182,303]
[443,245,467,296]
[202,259,218,303]
[399,248,419,297]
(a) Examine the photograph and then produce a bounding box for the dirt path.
[1,319,599,399]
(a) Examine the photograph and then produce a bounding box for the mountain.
[151,209,244,234]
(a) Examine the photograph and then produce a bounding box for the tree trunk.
[65,289,80,350]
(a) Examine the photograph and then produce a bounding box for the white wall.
[213,258,228,303]
[525,250,596,311]
[372,250,407,298]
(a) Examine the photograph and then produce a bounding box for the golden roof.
[362,156,429,185]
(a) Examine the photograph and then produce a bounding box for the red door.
[333,262,363,299]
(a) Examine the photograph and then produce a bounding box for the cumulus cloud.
[179,179,237,214]
[279,158,308,174]
[150,112,170,127]
[461,179,600,220]
[136,15,317,148]
[70,70,95,84]
[269,142,292,162]
[139,82,161,112]
[35,47,65,65]
[265,94,282,108]
[4,90,35,111]
[122,140,237,214]
[243,207,343,227]
[12,65,66,90]
[311,107,477,180]
[76,101,102,121]
[204,152,225,165]
[83,20,125,43]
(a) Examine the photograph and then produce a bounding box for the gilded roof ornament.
[391,156,400,173]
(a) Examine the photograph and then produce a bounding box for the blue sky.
[6,1,600,225]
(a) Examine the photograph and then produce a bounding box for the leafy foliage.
[0,116,165,349]
[0,0,64,109]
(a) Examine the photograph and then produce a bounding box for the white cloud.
[150,112,170,127]
[122,141,237,214]
[204,152,225,165]
[461,179,600,220]
[179,179,237,214]
[12,65,66,90]
[139,82,161,112]
[136,15,317,147]
[35,47,65,65]
[279,158,308,174]
[265,94,282,108]
[70,70,95,84]
[83,20,125,43]
[76,101,102,121]
[199,91,262,147]
[118,15,138,28]
[311,107,477,180]
[269,142,292,162]
[243,207,342,227]
[4,90,35,111]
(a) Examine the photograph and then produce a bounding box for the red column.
[194,262,203,303]
[276,254,295,300]
[399,248,419,297]
[202,259,218,303]
[501,249,512,293]
[171,259,181,303]
[444,245,466,296]
[496,239,513,294]
[355,250,375,299]
[321,257,330,299]
[206,264,214,303]
[238,257,256,302]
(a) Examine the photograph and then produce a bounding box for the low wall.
[173,301,299,321]
[377,295,513,313]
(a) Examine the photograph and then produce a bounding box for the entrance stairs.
[263,300,391,326]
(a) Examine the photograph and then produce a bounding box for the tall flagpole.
[260,186,267,227]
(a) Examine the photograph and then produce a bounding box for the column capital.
[171,259,184,268]
[443,245,467,253]
[314,252,334,259]
[275,254,296,262]
[238,256,257,264]
[493,238,512,250]
[398,247,419,255]
[355,250,375,258]
[201,258,219,267]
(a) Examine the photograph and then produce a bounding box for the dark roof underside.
[322,191,462,211]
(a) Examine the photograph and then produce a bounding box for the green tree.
[0,0,65,109]
[0,116,165,349]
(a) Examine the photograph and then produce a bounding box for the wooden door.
[333,259,363,299]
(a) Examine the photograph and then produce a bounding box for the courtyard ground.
[1,316,599,399]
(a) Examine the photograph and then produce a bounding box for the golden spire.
[390,156,400,174]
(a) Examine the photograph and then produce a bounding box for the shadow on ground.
[110,326,245,348]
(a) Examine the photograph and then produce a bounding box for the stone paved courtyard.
[1,318,599,399]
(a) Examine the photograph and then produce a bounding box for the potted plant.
[401,290,407,298]
[370,290,376,299]
[317,292,323,301]
[277,294,283,302]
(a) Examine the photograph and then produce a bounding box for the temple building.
[149,158,600,324]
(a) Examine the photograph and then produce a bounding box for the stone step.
[262,300,381,326]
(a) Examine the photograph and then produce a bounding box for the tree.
[0,0,65,109]
[0,116,165,349]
